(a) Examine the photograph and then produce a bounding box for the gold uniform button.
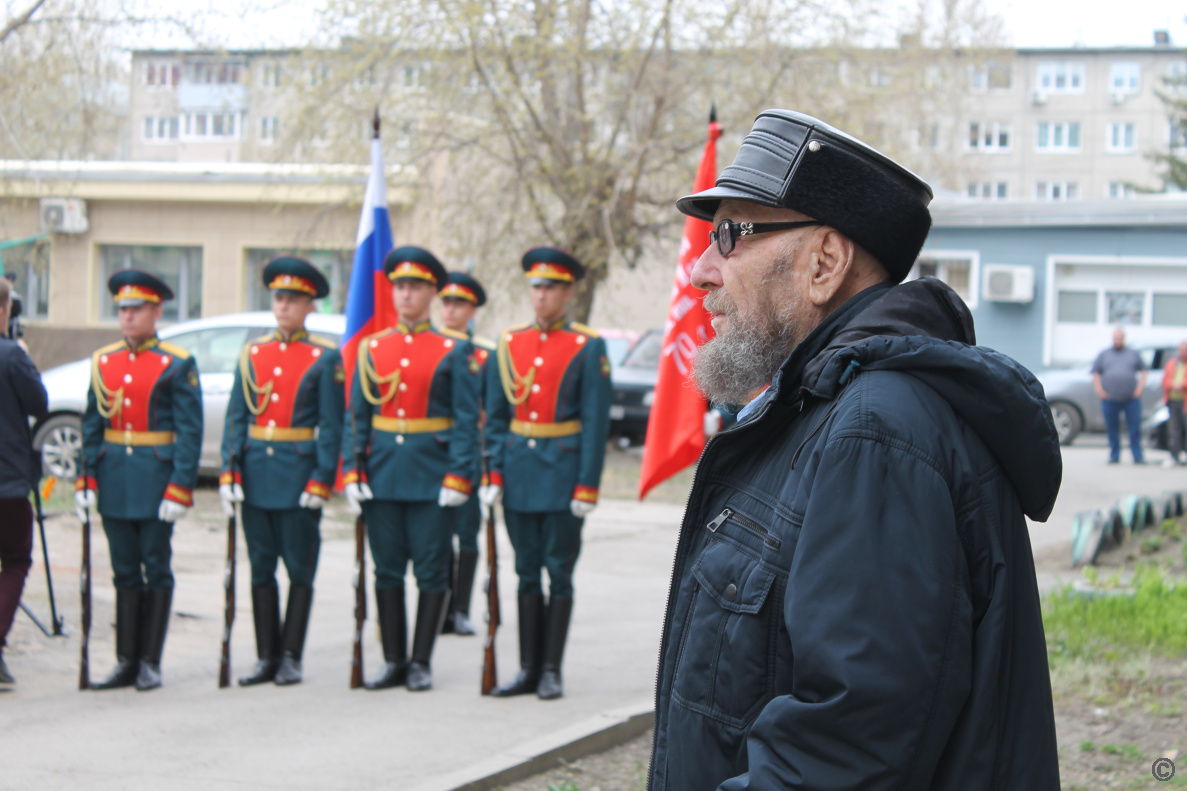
[531,384,541,393]
[123,398,131,406]
[399,383,408,392]
[540,333,548,341]
[125,446,133,456]
[396,435,405,444]
[405,335,413,344]
[529,411,538,420]
[271,393,280,402]
[370,339,379,349]
[123,374,133,383]
[161,356,170,365]
[268,419,277,427]
[527,439,537,448]
[397,409,406,417]
[576,336,586,345]
[444,339,454,349]
[279,343,287,352]
[128,353,136,361]
[312,348,322,358]
[251,346,259,355]
[400,358,410,367]
[273,367,282,376]
[100,355,108,364]
[534,357,544,366]
[266,447,274,456]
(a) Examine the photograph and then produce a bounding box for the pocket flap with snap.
[692,540,776,615]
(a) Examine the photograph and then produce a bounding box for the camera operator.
[0,277,49,684]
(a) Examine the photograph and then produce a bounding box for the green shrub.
[1141,536,1164,554]
[1160,519,1182,541]
[1044,569,1187,660]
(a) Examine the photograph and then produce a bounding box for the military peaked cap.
[522,247,585,285]
[385,246,446,292]
[441,271,487,307]
[108,268,174,306]
[263,256,330,299]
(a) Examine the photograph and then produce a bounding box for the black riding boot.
[365,587,408,690]
[537,596,573,700]
[135,589,173,691]
[441,546,457,635]
[92,588,142,690]
[446,551,479,636]
[274,585,313,686]
[493,593,544,697]
[405,590,449,691]
[238,585,281,686]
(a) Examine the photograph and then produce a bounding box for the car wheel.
[33,414,83,479]
[1049,401,1083,446]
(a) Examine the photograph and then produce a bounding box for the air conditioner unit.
[39,198,88,234]
[1111,91,1127,105]
[1032,90,1047,105]
[983,264,1035,303]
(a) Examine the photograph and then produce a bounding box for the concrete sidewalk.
[3,495,680,790]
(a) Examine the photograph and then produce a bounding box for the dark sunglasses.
[709,219,822,257]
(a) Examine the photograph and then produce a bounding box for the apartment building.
[959,43,1185,201]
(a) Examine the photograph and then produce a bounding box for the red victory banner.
[639,109,722,500]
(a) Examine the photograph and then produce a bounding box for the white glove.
[344,481,374,515]
[74,489,96,522]
[298,492,327,509]
[158,499,188,523]
[703,409,723,438]
[218,482,244,517]
[439,487,469,507]
[478,484,502,508]
[570,499,596,518]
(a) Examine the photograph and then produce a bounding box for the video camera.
[4,274,23,340]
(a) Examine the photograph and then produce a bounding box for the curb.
[411,700,654,791]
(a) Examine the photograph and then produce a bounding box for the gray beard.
[692,254,808,406]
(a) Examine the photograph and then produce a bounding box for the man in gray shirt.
[1091,327,1146,464]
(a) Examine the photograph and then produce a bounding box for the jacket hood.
[772,277,1061,521]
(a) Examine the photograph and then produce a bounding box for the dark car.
[609,329,660,446]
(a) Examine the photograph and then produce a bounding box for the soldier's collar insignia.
[127,335,160,353]
[533,318,568,332]
[273,329,309,343]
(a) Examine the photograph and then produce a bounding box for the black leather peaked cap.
[262,256,331,299]
[676,110,933,282]
[521,246,586,284]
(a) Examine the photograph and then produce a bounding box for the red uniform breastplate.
[504,326,587,423]
[248,338,323,427]
[367,329,457,419]
[98,346,172,431]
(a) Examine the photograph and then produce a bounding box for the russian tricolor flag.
[342,122,396,396]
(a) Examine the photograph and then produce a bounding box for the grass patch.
[1044,568,1187,662]
[1161,519,1183,541]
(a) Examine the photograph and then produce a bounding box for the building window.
[246,249,353,315]
[968,121,1011,151]
[1170,121,1187,150]
[311,65,330,86]
[1167,62,1187,93]
[1153,293,1187,326]
[182,112,242,139]
[910,254,976,305]
[144,62,179,88]
[403,64,427,89]
[1057,290,1097,323]
[1108,181,1135,198]
[966,181,1009,200]
[1036,181,1078,200]
[971,62,1013,92]
[99,245,203,323]
[1036,121,1081,151]
[261,63,282,88]
[1106,291,1144,325]
[1106,122,1136,152]
[142,116,179,142]
[260,116,279,143]
[1109,61,1141,94]
[1036,61,1085,94]
[0,239,49,320]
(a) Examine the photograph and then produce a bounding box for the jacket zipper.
[706,507,781,548]
[648,396,786,787]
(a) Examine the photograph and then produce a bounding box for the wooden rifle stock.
[481,456,500,695]
[349,445,367,689]
[218,455,238,689]
[78,456,92,691]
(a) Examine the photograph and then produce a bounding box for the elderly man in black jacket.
[0,278,49,684]
[649,111,1062,790]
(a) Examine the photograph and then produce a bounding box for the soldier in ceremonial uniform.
[219,257,344,687]
[75,269,202,691]
[481,247,612,700]
[438,271,493,636]
[342,246,481,691]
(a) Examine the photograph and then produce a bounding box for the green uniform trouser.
[502,509,583,599]
[241,505,322,589]
[451,494,482,554]
[101,518,174,590]
[364,500,451,593]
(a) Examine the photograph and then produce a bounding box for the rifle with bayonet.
[349,426,367,689]
[78,454,92,691]
[480,452,500,695]
[218,454,238,688]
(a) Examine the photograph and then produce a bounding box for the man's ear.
[806,228,857,308]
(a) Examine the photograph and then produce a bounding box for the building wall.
[923,224,1187,373]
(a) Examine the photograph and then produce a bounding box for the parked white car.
[34,312,346,478]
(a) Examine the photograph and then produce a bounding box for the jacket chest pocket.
[672,535,780,729]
